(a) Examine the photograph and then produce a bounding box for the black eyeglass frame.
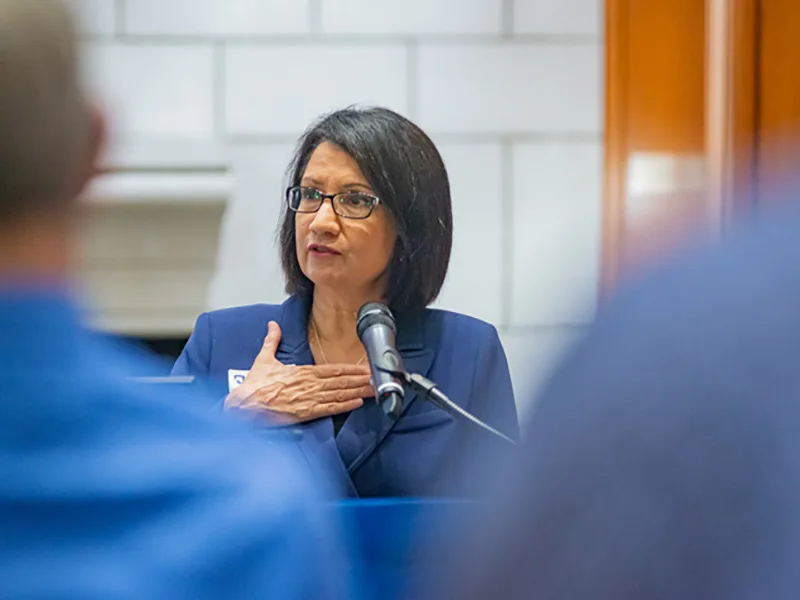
[285,186,381,220]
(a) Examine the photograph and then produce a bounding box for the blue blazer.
[172,294,519,498]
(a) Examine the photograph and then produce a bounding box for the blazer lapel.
[274,293,311,363]
[274,294,359,497]
[338,310,434,475]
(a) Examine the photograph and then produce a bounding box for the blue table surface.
[330,499,478,599]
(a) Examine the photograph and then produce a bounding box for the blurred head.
[279,107,453,313]
[0,0,103,246]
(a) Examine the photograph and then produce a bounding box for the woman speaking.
[172,106,518,497]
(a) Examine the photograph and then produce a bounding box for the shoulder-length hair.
[278,106,453,313]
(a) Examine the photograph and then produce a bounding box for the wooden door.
[757,0,800,199]
[602,0,800,295]
[603,0,710,295]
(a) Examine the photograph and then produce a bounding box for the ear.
[73,100,108,198]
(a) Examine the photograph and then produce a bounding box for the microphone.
[372,366,519,447]
[356,302,405,419]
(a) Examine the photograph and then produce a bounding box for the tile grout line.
[114,0,125,36]
[500,139,514,328]
[212,42,226,139]
[225,132,603,144]
[502,0,515,38]
[406,39,419,120]
[89,34,602,46]
[308,0,323,33]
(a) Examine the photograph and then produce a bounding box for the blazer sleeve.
[172,312,212,378]
[171,313,230,410]
[437,325,519,497]
[470,326,519,441]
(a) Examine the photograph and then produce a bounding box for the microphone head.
[356,302,396,340]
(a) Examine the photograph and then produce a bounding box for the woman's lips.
[308,243,341,256]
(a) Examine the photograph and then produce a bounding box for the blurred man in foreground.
[435,194,800,600]
[0,2,350,597]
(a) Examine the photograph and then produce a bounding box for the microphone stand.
[376,366,519,447]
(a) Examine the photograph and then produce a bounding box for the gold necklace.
[309,318,367,366]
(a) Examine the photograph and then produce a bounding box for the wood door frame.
[706,0,760,226]
[600,0,629,298]
[601,0,760,296]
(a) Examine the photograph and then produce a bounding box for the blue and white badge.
[227,369,250,392]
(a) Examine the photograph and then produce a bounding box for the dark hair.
[279,106,453,313]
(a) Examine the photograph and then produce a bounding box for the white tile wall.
[501,327,584,419]
[515,0,602,36]
[417,44,602,134]
[74,0,605,411]
[511,142,603,326]
[225,45,409,136]
[84,43,215,139]
[209,143,293,309]
[124,0,311,36]
[433,143,505,325]
[70,0,116,36]
[321,0,503,35]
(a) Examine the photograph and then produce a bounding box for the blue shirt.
[0,287,355,599]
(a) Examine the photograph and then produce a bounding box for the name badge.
[228,369,250,392]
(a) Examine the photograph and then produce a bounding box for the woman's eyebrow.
[339,182,373,191]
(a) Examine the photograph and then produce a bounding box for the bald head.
[0,0,97,224]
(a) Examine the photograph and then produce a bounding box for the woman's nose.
[309,198,341,235]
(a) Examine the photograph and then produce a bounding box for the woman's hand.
[224,321,373,424]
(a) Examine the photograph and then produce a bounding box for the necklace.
[309,317,367,366]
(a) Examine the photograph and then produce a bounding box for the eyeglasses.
[286,186,380,220]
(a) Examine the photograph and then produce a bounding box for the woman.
[173,106,518,497]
